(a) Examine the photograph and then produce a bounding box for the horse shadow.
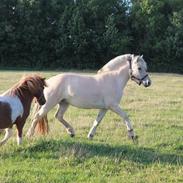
[2,138,183,166]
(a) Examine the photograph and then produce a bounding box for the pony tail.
[32,101,49,135]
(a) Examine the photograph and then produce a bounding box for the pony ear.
[41,78,47,87]
[140,54,143,58]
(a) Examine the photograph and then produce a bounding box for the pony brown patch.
[0,101,12,129]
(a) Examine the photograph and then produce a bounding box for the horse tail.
[32,102,49,135]
[35,115,49,135]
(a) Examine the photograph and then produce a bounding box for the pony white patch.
[0,96,24,122]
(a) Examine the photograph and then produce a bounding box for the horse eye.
[138,67,142,71]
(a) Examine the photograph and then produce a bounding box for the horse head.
[22,75,47,105]
[129,55,151,87]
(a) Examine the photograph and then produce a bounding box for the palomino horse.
[27,54,151,141]
[0,75,46,146]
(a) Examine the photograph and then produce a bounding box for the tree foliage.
[0,0,182,72]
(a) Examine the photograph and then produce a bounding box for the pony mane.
[10,74,46,97]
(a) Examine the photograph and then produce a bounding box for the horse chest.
[0,96,24,127]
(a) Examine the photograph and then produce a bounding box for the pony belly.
[0,102,12,129]
[0,96,24,123]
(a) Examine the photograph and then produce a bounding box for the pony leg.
[87,109,107,139]
[0,128,13,146]
[16,122,24,145]
[55,102,75,137]
[110,105,136,141]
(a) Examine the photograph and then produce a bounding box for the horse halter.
[127,57,148,85]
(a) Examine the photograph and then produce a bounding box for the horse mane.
[98,54,132,73]
[9,74,46,97]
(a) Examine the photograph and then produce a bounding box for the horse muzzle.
[142,77,151,87]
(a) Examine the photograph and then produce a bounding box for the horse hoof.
[70,133,75,138]
[132,135,138,144]
[87,134,94,140]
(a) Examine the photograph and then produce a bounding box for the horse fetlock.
[17,137,22,145]
[87,133,94,140]
[66,128,75,137]
[127,129,135,138]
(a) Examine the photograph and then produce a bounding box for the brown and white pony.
[0,74,47,146]
[27,54,151,142]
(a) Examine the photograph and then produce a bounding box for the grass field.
[0,71,183,183]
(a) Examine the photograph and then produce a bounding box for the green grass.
[0,71,183,183]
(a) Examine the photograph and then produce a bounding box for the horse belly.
[0,102,12,129]
[67,96,105,109]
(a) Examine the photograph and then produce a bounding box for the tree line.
[0,0,182,72]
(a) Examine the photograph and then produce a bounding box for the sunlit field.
[0,71,183,183]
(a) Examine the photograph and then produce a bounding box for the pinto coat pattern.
[0,74,47,146]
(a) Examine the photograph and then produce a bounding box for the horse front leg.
[16,119,25,145]
[87,109,107,139]
[26,105,48,138]
[110,105,137,142]
[0,128,13,146]
[55,102,75,137]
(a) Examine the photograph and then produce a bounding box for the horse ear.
[140,54,143,58]
[127,55,132,61]
[42,78,47,86]
[130,54,135,61]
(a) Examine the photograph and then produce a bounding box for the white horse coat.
[27,54,151,141]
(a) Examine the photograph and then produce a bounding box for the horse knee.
[55,109,64,121]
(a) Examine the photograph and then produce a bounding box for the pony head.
[129,55,151,87]
[13,74,47,105]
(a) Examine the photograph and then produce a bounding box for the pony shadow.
[5,139,183,166]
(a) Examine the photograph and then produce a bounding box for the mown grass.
[0,71,183,183]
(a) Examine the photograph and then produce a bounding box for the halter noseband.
[127,56,148,85]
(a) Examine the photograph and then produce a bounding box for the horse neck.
[17,89,34,116]
[116,61,130,89]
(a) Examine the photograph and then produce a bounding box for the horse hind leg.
[87,109,107,139]
[55,101,75,137]
[0,128,13,146]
